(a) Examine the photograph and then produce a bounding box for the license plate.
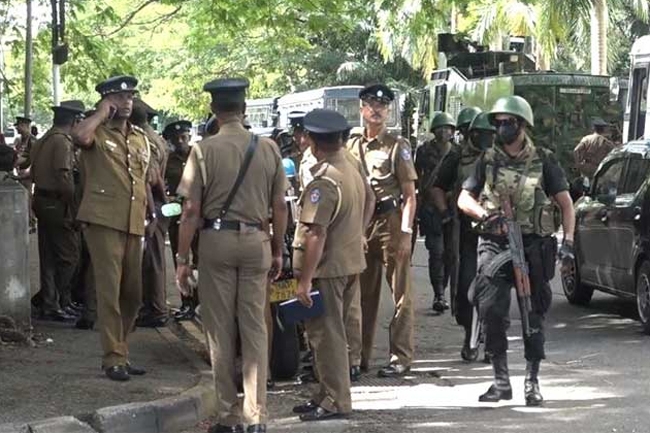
[270,278,297,303]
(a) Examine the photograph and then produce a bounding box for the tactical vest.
[480,142,557,236]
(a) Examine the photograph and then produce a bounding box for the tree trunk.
[590,0,608,75]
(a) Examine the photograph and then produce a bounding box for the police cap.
[51,100,86,116]
[95,75,138,97]
[304,109,350,134]
[288,111,306,129]
[163,120,192,139]
[592,117,609,127]
[359,84,395,103]
[14,116,32,126]
[203,78,249,103]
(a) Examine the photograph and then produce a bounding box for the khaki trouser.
[305,275,358,414]
[361,209,414,368]
[199,228,271,426]
[344,275,362,367]
[83,224,143,368]
[142,218,168,317]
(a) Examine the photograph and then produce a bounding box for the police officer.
[347,84,418,377]
[415,112,456,312]
[574,117,615,180]
[164,120,200,321]
[73,76,150,381]
[457,95,575,406]
[291,109,367,421]
[131,99,170,328]
[30,100,85,322]
[175,78,288,433]
[432,110,495,361]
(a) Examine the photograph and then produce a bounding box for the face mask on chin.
[496,124,521,146]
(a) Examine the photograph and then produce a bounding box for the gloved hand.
[479,212,505,235]
[559,240,575,273]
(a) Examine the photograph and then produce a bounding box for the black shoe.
[125,363,146,376]
[40,309,76,322]
[173,305,195,321]
[208,424,244,433]
[62,305,81,318]
[525,380,544,406]
[293,400,318,414]
[378,363,410,378]
[432,297,449,312]
[105,365,130,382]
[460,344,479,362]
[299,406,344,422]
[136,315,168,328]
[66,302,84,312]
[75,317,94,330]
[350,365,361,382]
[266,379,275,390]
[246,424,266,433]
[478,384,513,402]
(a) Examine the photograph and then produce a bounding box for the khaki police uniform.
[347,127,418,368]
[574,132,615,178]
[293,150,366,414]
[141,125,169,320]
[298,146,318,191]
[77,122,150,369]
[31,126,80,314]
[177,118,287,426]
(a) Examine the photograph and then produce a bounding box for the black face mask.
[496,123,521,145]
[470,131,495,150]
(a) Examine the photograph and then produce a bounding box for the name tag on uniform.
[105,140,118,151]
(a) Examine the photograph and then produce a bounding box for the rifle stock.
[500,195,533,337]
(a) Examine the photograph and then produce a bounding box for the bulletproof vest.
[481,142,557,236]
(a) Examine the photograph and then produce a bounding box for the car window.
[593,159,625,199]
[620,158,650,196]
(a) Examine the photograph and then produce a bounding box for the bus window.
[326,98,362,127]
[629,65,648,141]
[434,85,447,111]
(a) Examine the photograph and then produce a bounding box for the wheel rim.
[637,272,650,323]
[562,261,577,296]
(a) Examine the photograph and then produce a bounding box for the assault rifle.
[500,195,532,337]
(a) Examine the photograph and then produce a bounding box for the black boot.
[525,359,544,407]
[479,353,512,402]
[460,327,478,362]
[432,295,450,313]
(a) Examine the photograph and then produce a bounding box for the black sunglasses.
[492,118,519,128]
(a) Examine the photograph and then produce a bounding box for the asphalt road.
[180,241,650,433]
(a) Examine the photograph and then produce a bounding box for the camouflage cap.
[430,112,456,131]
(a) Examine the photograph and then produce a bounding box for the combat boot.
[479,353,512,402]
[524,359,544,407]
[460,326,478,362]
[432,295,449,313]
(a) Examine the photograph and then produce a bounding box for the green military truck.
[418,34,624,178]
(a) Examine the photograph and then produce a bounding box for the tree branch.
[100,0,159,38]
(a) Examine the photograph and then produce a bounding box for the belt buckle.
[214,218,222,231]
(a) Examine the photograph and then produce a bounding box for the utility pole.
[51,0,68,105]
[24,0,33,117]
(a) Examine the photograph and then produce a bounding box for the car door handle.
[634,206,642,221]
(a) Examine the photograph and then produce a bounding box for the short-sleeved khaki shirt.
[574,133,615,178]
[346,127,417,201]
[293,150,366,278]
[76,122,150,236]
[30,126,75,198]
[177,118,286,224]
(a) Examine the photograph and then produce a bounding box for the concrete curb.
[0,326,215,433]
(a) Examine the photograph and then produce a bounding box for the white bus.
[246,97,278,136]
[624,35,650,142]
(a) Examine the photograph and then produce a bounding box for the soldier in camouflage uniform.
[574,117,615,180]
[432,109,494,361]
[458,96,576,406]
[414,112,456,312]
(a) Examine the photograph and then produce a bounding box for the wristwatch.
[175,254,190,266]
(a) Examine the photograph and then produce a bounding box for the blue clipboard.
[278,291,325,326]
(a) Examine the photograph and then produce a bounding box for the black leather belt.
[203,218,263,231]
[375,197,399,216]
[34,188,63,200]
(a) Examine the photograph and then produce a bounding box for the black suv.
[563,139,650,333]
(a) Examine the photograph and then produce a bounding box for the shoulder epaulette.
[132,125,145,134]
[349,127,364,138]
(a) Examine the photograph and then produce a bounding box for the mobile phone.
[108,106,117,120]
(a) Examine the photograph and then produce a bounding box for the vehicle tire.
[562,254,593,305]
[270,306,300,380]
[635,260,650,335]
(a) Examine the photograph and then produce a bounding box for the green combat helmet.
[430,112,456,132]
[489,95,535,127]
[469,112,496,132]
[457,106,482,128]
